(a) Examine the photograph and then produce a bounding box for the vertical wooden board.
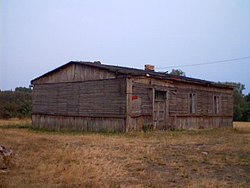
[32,114,124,132]
[203,118,207,129]
[75,118,82,131]
[81,119,86,131]
[179,118,183,129]
[125,78,133,131]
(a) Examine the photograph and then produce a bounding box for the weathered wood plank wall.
[130,77,233,130]
[168,88,233,117]
[33,64,116,84]
[32,114,124,132]
[33,78,127,131]
[128,82,153,130]
[32,63,233,132]
[33,78,126,117]
[132,82,153,116]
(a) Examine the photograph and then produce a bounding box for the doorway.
[153,90,168,129]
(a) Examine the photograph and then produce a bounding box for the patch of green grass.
[0,124,31,129]
[0,122,239,142]
[29,126,124,137]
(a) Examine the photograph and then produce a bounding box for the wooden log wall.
[130,77,233,130]
[33,78,126,118]
[32,66,233,131]
[131,82,153,116]
[168,88,233,117]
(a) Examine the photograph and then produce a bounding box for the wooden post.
[125,77,132,132]
[165,91,169,130]
[152,88,156,130]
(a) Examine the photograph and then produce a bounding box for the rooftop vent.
[94,61,101,64]
[144,64,155,71]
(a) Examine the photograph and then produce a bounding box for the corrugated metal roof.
[31,61,233,89]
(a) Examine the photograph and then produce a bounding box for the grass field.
[0,119,249,187]
[0,118,31,127]
[233,121,250,133]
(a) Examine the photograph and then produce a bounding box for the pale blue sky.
[1,0,250,93]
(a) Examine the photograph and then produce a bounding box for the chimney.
[144,64,155,71]
[94,61,101,64]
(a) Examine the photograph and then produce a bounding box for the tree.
[169,69,186,76]
[222,82,245,95]
[0,87,32,119]
[245,93,250,102]
[222,82,250,121]
[242,93,250,121]
[15,87,32,93]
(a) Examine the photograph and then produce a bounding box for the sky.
[0,0,250,94]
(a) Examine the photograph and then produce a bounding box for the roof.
[31,61,233,89]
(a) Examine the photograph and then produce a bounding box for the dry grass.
[0,118,31,127]
[233,121,250,133]
[0,120,249,187]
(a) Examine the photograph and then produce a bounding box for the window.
[213,95,220,114]
[189,93,196,114]
[155,90,166,101]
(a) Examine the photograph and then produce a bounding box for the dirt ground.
[0,120,249,187]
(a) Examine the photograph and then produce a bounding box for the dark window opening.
[189,93,196,114]
[213,95,220,114]
[155,90,166,101]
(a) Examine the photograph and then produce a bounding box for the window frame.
[155,90,167,101]
[189,93,197,114]
[213,95,220,115]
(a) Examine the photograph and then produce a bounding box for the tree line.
[0,87,32,119]
[223,82,250,122]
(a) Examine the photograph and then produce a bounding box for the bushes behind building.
[0,87,32,119]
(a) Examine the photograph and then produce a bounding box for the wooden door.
[153,90,168,130]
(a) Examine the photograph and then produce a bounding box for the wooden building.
[31,61,233,132]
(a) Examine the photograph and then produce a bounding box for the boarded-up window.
[213,95,220,114]
[155,90,166,101]
[189,93,196,114]
[131,95,142,114]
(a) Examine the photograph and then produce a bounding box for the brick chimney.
[144,64,155,71]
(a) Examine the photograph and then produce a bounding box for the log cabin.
[31,61,233,132]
